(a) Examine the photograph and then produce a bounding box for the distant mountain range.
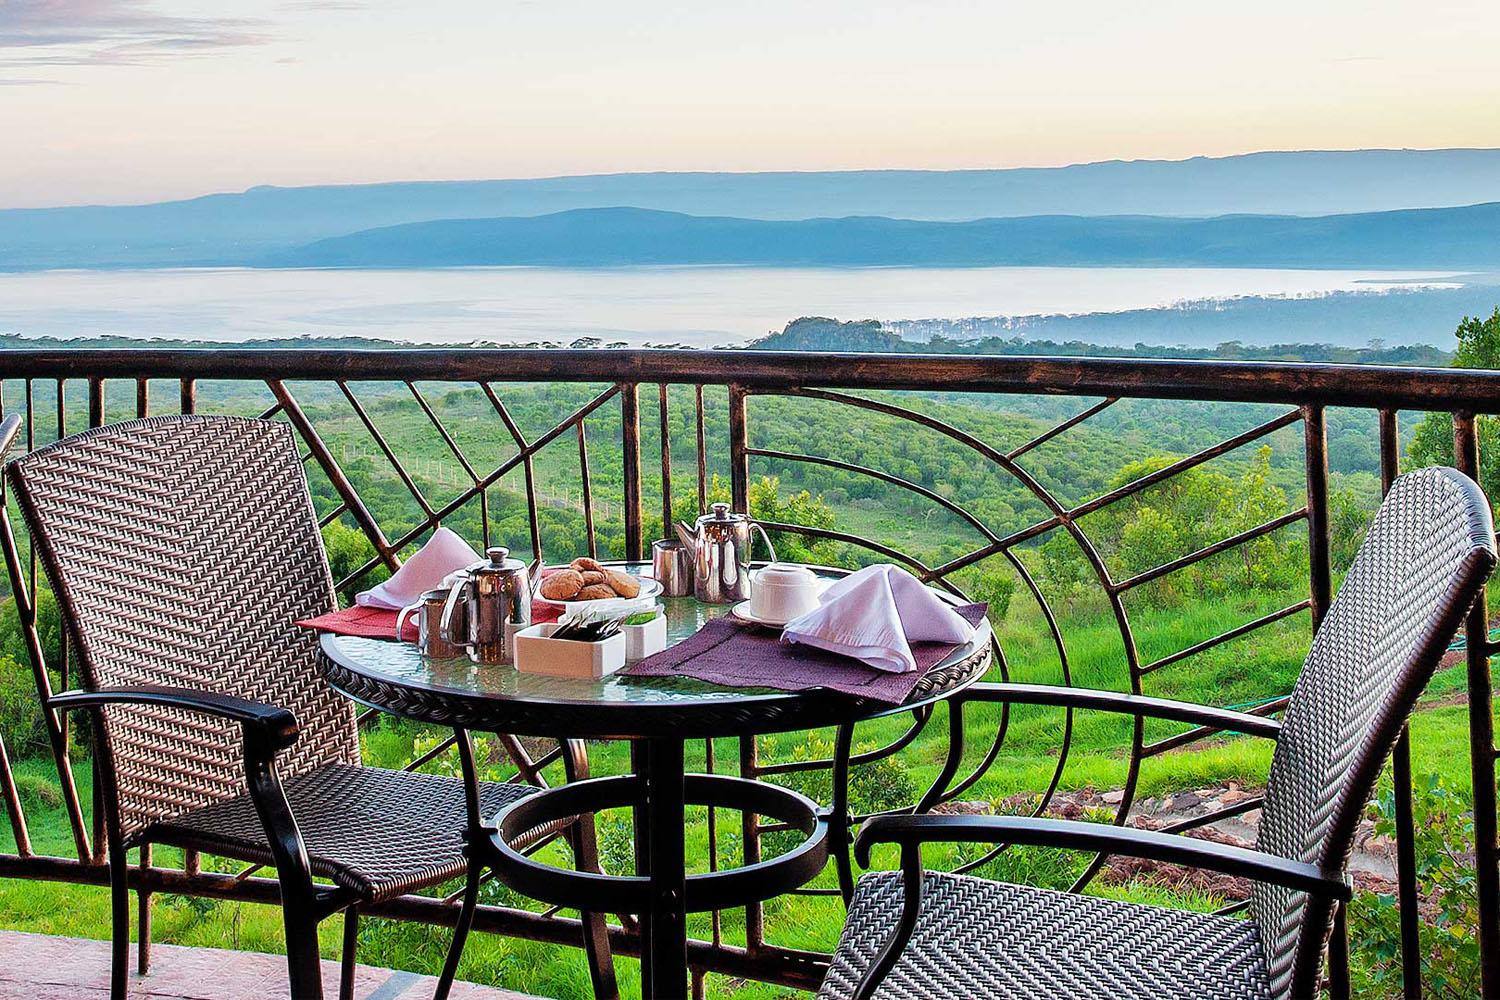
[4,148,1500,270]
[266,202,1500,269]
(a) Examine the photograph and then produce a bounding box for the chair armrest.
[51,685,299,755]
[956,682,1282,739]
[854,814,1349,901]
[0,414,21,458]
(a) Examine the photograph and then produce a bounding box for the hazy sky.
[3,1,1499,208]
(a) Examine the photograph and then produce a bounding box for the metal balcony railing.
[0,347,1494,997]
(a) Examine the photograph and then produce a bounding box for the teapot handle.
[751,522,779,567]
[439,577,471,646]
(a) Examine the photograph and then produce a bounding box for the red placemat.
[623,603,986,704]
[297,598,562,643]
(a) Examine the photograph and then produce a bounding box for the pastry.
[604,569,641,598]
[575,583,616,601]
[539,568,584,600]
[571,557,607,574]
[578,570,607,586]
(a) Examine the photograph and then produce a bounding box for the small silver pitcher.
[397,583,467,659]
[440,546,532,664]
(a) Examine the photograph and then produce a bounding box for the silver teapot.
[440,546,532,664]
[677,503,776,604]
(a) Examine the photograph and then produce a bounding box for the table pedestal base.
[488,751,829,999]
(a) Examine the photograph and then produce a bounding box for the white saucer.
[534,574,663,612]
[729,600,800,629]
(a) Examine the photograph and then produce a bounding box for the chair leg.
[280,901,326,1000]
[339,907,359,1000]
[434,867,481,1000]
[1327,901,1351,1000]
[108,835,130,1000]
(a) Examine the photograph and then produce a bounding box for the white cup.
[749,563,820,624]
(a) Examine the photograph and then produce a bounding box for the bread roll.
[605,569,641,598]
[575,583,616,601]
[539,569,584,600]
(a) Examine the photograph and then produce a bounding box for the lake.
[0,265,1464,348]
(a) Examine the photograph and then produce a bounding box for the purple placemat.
[623,603,987,704]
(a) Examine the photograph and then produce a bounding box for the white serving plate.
[534,574,663,616]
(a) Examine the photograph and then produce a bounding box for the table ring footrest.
[488,773,829,914]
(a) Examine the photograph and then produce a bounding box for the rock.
[1170,791,1205,811]
[1101,789,1125,805]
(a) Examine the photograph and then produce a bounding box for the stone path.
[0,930,544,1000]
[953,781,1402,901]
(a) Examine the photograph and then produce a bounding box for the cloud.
[0,1,273,69]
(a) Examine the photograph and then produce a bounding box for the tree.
[322,521,387,607]
[1039,446,1298,603]
[1408,308,1500,501]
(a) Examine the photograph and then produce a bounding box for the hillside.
[6,148,1500,269]
[265,203,1500,270]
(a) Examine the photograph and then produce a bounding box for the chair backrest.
[7,415,358,841]
[1251,466,1494,998]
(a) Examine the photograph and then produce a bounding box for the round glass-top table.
[318,564,992,741]
[316,563,993,999]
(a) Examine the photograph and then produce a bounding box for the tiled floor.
[0,930,542,999]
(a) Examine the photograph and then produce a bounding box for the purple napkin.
[623,603,987,704]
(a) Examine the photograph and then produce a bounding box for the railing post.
[88,377,103,428]
[728,384,749,514]
[1380,409,1423,999]
[1302,405,1332,627]
[659,384,673,538]
[620,382,643,561]
[1455,411,1500,999]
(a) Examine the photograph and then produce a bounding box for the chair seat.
[151,763,541,903]
[818,871,1273,1000]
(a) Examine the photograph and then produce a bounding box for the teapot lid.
[699,502,746,524]
[470,546,527,574]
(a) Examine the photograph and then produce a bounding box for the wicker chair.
[819,466,1496,1000]
[4,415,613,1000]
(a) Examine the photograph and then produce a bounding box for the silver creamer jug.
[441,546,532,664]
[397,581,467,659]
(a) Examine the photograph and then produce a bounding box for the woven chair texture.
[819,467,1494,1000]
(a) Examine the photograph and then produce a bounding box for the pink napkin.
[297,597,562,643]
[780,564,977,673]
[355,527,480,610]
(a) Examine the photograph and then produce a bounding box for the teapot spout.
[673,519,698,550]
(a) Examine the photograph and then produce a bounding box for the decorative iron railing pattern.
[0,348,1494,998]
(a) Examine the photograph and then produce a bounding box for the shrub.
[1350,773,1479,999]
[0,653,47,759]
[15,772,60,812]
